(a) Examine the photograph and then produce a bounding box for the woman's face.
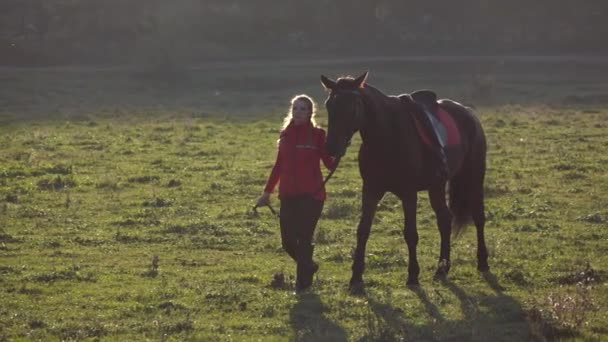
[292,99,312,125]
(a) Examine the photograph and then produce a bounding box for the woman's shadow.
[290,292,348,342]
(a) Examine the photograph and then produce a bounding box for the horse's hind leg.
[472,191,489,272]
[428,184,453,279]
[350,186,383,294]
[401,191,421,286]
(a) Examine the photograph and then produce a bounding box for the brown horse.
[320,71,489,292]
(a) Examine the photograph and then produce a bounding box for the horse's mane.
[362,84,388,100]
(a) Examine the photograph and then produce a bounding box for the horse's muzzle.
[326,142,347,158]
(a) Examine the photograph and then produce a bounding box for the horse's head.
[320,71,368,157]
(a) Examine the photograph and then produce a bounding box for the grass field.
[1,59,608,341]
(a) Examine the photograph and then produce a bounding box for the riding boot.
[296,244,317,292]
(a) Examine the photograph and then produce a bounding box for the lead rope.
[314,155,341,196]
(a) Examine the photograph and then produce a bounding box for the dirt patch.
[554,264,603,285]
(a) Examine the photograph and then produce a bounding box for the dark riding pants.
[280,196,323,285]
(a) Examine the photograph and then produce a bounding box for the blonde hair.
[281,94,318,130]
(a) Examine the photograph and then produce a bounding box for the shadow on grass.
[360,272,559,341]
[411,286,445,323]
[290,293,348,342]
[365,292,438,341]
[438,271,573,341]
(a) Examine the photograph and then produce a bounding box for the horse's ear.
[354,71,368,88]
[320,75,336,91]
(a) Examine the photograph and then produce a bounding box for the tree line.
[1,0,606,65]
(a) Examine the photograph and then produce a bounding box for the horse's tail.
[448,105,486,238]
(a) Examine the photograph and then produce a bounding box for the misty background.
[1,0,607,66]
[1,1,607,120]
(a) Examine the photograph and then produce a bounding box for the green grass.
[1,105,607,341]
[1,59,608,340]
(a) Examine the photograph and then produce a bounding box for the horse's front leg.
[428,183,453,279]
[401,192,420,286]
[349,186,383,294]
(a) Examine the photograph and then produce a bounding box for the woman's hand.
[330,156,340,171]
[256,192,271,207]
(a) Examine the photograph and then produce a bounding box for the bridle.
[326,88,366,153]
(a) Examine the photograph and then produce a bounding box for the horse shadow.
[363,272,545,341]
[364,288,443,341]
[436,273,534,341]
[289,293,348,342]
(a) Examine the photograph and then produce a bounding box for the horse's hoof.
[406,281,420,289]
[349,281,365,296]
[478,264,490,273]
[434,268,449,277]
[433,270,448,281]
[406,277,419,287]
[433,264,450,282]
[435,259,451,276]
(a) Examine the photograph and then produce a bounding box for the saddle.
[410,89,439,116]
[399,90,460,148]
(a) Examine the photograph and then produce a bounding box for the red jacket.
[264,121,336,201]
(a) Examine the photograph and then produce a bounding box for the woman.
[256,94,336,292]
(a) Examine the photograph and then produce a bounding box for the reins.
[316,155,341,195]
